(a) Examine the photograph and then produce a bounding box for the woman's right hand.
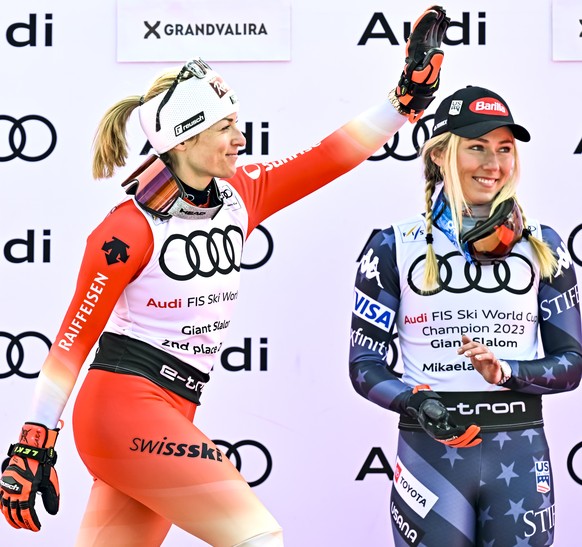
[458,334,506,384]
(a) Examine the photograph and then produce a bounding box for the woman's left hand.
[457,334,503,384]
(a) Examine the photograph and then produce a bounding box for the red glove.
[406,385,482,448]
[0,422,61,531]
[396,5,450,122]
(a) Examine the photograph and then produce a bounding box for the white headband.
[139,58,239,154]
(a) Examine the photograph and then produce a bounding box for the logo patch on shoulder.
[219,186,241,210]
[399,221,425,243]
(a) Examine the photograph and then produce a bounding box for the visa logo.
[353,288,395,333]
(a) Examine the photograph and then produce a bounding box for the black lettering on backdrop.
[355,447,394,481]
[6,14,53,47]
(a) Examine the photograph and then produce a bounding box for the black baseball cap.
[431,86,530,142]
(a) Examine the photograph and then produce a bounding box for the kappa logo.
[359,248,384,289]
[554,242,573,277]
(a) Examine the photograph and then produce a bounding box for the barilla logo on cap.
[470,98,509,116]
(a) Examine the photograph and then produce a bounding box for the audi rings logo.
[0,115,57,162]
[408,252,535,295]
[242,225,274,270]
[214,439,272,487]
[0,331,51,379]
[160,226,244,280]
[567,442,582,485]
[368,114,434,162]
[385,335,401,376]
[568,224,582,267]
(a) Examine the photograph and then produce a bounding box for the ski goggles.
[460,198,524,265]
[121,155,183,218]
[121,155,224,220]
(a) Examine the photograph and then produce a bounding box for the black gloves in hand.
[406,385,482,448]
[396,5,451,122]
[0,422,61,531]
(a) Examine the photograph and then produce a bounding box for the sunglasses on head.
[155,58,212,132]
[121,155,183,219]
[461,198,524,265]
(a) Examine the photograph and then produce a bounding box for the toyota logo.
[368,114,434,162]
[0,331,51,379]
[0,115,57,162]
[214,439,272,487]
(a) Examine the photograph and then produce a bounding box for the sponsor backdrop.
[1,0,581,545]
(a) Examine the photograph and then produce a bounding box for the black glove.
[406,385,481,448]
[396,5,450,122]
[0,422,61,531]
